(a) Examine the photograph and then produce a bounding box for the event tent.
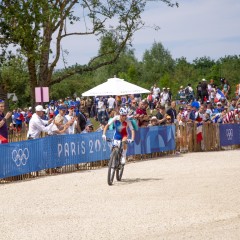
[82,77,150,96]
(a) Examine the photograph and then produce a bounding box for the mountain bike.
[107,138,127,186]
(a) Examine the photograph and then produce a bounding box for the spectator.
[229,98,237,111]
[167,88,172,102]
[107,96,115,112]
[213,102,223,114]
[156,106,167,125]
[76,105,87,133]
[148,116,159,127]
[235,109,240,124]
[27,105,54,139]
[135,100,148,127]
[160,88,170,108]
[47,101,56,119]
[222,79,230,99]
[81,121,94,134]
[196,81,202,102]
[185,83,194,103]
[24,107,33,129]
[205,101,213,117]
[166,115,172,125]
[166,101,177,124]
[107,110,116,130]
[0,99,12,142]
[235,83,240,98]
[151,83,160,100]
[176,106,187,153]
[14,108,24,133]
[48,114,69,135]
[178,86,186,102]
[201,79,209,103]
[147,91,155,114]
[85,97,93,117]
[65,106,77,134]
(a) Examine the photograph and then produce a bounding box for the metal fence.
[1,123,239,184]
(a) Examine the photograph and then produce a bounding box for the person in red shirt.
[135,100,148,127]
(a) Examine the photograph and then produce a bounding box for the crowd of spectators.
[1,78,240,143]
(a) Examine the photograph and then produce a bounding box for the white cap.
[35,105,44,112]
[202,78,206,81]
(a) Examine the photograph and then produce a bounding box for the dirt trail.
[1,150,240,240]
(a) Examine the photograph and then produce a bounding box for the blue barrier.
[219,124,240,146]
[0,125,176,178]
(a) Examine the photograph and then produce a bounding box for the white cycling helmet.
[119,107,128,116]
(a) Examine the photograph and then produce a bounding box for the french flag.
[195,114,203,143]
[216,89,225,100]
[196,122,203,143]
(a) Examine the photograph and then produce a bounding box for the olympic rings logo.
[225,129,233,141]
[12,148,29,167]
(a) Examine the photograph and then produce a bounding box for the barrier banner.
[219,124,240,146]
[127,125,176,155]
[0,126,175,178]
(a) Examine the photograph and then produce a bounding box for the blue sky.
[57,0,240,68]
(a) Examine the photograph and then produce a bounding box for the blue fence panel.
[219,124,240,146]
[0,126,176,179]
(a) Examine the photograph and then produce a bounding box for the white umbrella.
[82,77,150,96]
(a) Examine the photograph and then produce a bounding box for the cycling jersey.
[108,115,133,140]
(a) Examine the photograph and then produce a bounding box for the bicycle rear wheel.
[107,149,118,185]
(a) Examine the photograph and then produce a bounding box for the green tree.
[192,56,215,79]
[141,42,175,88]
[0,55,29,109]
[0,0,178,104]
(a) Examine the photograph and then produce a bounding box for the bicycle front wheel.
[107,149,118,185]
[116,164,124,181]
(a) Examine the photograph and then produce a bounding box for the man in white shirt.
[65,106,77,134]
[152,83,160,100]
[27,105,54,139]
[107,96,115,111]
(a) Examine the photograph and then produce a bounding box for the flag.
[196,122,203,143]
[195,113,203,143]
[216,89,225,100]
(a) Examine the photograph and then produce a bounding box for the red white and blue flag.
[216,89,225,100]
[195,113,203,143]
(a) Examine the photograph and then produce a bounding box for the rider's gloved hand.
[127,139,134,143]
[102,134,107,141]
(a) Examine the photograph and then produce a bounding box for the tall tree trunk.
[27,57,38,107]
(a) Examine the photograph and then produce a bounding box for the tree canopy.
[0,0,178,104]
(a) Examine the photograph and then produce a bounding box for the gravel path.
[1,150,240,240]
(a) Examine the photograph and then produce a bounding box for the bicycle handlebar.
[106,138,133,144]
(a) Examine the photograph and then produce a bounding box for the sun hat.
[150,116,157,121]
[35,105,44,112]
[86,120,93,127]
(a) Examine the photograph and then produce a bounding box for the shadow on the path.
[120,177,163,185]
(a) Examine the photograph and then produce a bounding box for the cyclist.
[102,107,135,165]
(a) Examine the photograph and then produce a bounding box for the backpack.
[147,94,153,102]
